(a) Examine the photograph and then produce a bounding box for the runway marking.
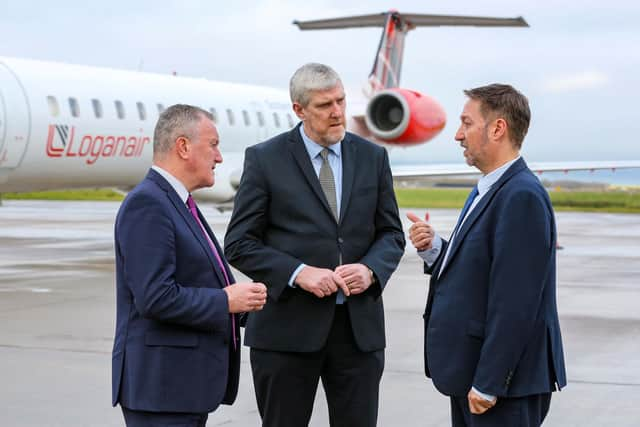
[0,287,51,293]
[0,343,109,354]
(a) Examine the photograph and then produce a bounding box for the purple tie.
[187,195,236,350]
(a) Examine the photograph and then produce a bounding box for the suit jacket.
[423,158,567,398]
[224,125,405,352]
[112,169,240,413]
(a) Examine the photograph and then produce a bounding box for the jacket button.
[338,237,344,243]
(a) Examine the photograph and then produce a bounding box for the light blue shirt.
[418,156,521,401]
[299,125,343,214]
[288,126,344,294]
[419,156,521,267]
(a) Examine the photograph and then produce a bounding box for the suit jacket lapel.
[339,135,356,225]
[438,158,528,279]
[147,169,229,288]
[197,207,236,285]
[288,125,337,221]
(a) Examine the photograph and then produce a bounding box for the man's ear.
[292,102,305,121]
[176,136,190,159]
[491,118,508,141]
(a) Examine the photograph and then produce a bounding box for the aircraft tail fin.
[294,11,528,91]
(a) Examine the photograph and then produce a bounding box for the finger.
[468,399,482,414]
[406,212,422,223]
[414,237,432,248]
[335,267,357,279]
[335,264,355,274]
[326,277,338,292]
[340,272,360,284]
[333,273,350,296]
[349,285,364,295]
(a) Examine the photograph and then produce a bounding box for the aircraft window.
[157,103,165,114]
[242,110,251,126]
[256,111,265,127]
[273,112,281,128]
[47,96,60,117]
[226,109,235,126]
[92,99,103,119]
[137,102,147,121]
[209,108,218,123]
[115,100,125,119]
[286,113,295,128]
[68,97,80,118]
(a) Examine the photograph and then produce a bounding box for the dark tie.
[186,195,236,349]
[319,148,338,220]
[451,186,479,237]
[437,186,479,278]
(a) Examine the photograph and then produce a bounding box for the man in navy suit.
[112,104,267,427]
[224,63,405,427]
[408,84,567,426]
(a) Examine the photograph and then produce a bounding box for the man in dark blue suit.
[408,84,567,426]
[224,63,405,427]
[112,104,267,427]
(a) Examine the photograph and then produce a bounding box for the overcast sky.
[1,0,639,178]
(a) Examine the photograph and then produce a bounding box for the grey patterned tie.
[319,148,338,220]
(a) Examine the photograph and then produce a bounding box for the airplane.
[1,11,639,204]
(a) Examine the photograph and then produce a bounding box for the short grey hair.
[153,104,213,156]
[289,63,342,107]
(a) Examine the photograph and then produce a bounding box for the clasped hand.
[295,264,373,298]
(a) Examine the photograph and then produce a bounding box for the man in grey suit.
[224,63,405,427]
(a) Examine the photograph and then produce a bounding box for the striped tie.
[319,148,338,220]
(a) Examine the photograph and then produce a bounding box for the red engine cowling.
[364,88,446,145]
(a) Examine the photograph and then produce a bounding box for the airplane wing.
[392,160,640,180]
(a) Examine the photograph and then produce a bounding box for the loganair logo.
[46,124,151,165]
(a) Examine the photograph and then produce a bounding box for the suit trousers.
[450,393,551,427]
[250,304,384,427]
[121,406,208,427]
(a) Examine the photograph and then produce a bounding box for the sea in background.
[539,168,640,187]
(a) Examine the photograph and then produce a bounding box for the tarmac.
[1,200,639,426]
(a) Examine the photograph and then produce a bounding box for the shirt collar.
[151,165,190,203]
[299,125,342,159]
[476,156,521,195]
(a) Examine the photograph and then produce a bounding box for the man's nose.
[330,102,343,117]
[454,127,464,141]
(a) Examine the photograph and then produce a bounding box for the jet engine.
[364,88,446,145]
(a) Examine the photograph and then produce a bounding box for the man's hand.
[467,389,497,415]
[295,266,350,298]
[407,211,435,251]
[334,263,373,295]
[224,282,267,313]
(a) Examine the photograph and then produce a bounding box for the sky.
[1,0,639,182]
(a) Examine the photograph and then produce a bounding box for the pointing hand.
[407,211,435,251]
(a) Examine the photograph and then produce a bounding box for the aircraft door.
[0,62,30,169]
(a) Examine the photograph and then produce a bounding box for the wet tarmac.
[1,200,639,426]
